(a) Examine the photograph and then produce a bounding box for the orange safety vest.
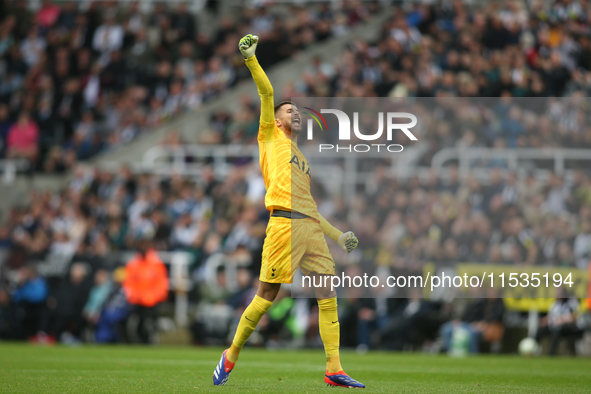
[123,249,169,307]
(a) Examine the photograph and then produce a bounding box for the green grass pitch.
[1,343,590,393]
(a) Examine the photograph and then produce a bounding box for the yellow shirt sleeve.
[245,55,275,141]
[318,213,343,242]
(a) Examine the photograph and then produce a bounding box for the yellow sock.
[227,295,272,363]
[318,297,343,373]
[326,355,342,374]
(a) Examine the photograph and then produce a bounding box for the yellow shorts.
[260,216,335,284]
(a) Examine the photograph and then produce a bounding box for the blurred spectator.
[122,232,168,343]
[536,287,582,355]
[573,220,591,269]
[83,269,113,327]
[378,291,441,351]
[19,26,45,67]
[92,9,124,60]
[12,265,47,299]
[0,288,10,337]
[440,291,505,354]
[95,267,130,343]
[0,103,13,156]
[6,111,38,164]
[35,262,91,344]
[7,265,48,339]
[193,264,233,344]
[36,0,60,29]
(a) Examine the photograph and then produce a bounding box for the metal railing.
[99,145,591,196]
[142,144,259,178]
[114,144,429,202]
[0,159,30,184]
[431,148,591,179]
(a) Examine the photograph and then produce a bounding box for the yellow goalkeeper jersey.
[245,56,319,221]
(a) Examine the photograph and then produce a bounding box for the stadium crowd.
[3,0,591,171]
[0,0,380,172]
[0,158,589,351]
[1,0,591,355]
[207,0,591,151]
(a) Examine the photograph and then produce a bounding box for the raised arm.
[318,213,359,253]
[239,34,275,139]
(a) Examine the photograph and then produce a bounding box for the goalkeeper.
[212,35,365,389]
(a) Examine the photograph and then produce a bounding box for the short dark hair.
[274,101,295,116]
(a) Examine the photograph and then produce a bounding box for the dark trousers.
[39,306,85,339]
[133,305,158,344]
[4,302,44,339]
[536,324,581,355]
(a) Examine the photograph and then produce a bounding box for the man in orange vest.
[123,229,169,343]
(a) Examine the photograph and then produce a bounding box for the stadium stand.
[1,0,591,356]
[0,0,381,173]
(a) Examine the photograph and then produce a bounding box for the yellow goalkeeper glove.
[239,34,259,59]
[338,231,359,253]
